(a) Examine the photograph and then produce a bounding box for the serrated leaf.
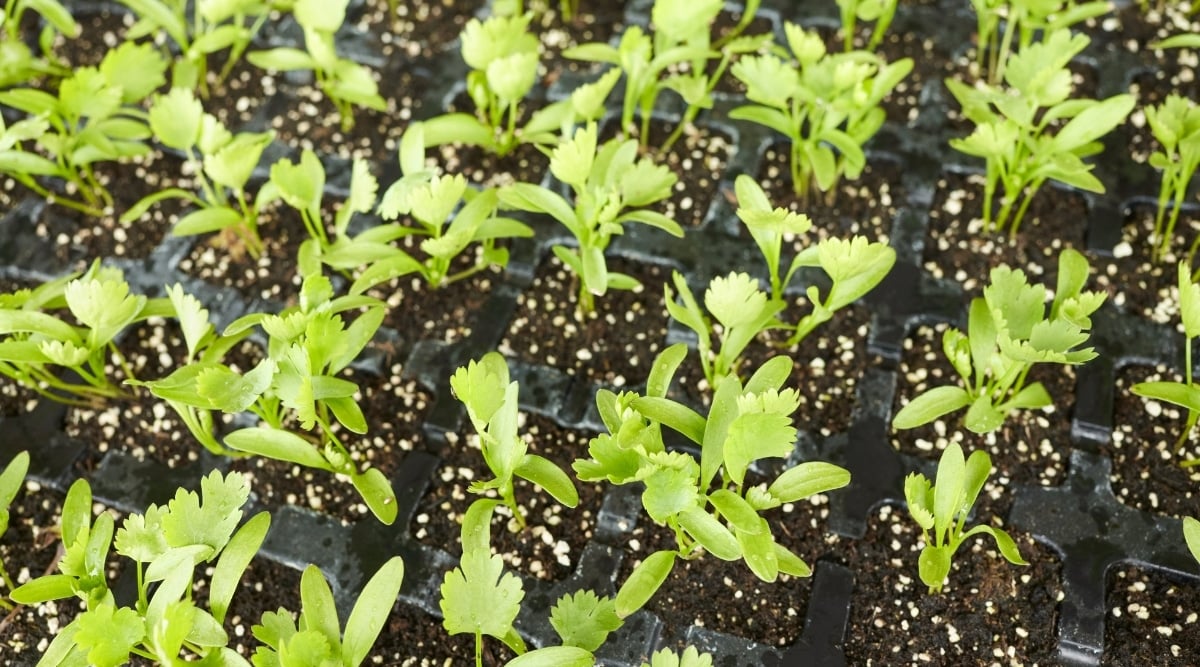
[74,604,144,667]
[549,590,622,651]
[440,550,524,640]
[160,469,250,557]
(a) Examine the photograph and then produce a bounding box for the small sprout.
[0,451,30,608]
[904,442,1027,593]
[0,0,77,88]
[893,249,1104,434]
[970,0,1111,84]
[440,536,529,665]
[836,0,898,52]
[643,646,714,667]
[1142,94,1200,263]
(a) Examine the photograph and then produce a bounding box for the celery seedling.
[123,87,276,257]
[970,0,1111,85]
[498,122,684,314]
[0,450,29,609]
[904,442,1027,593]
[248,0,386,131]
[0,0,77,88]
[947,30,1134,237]
[1132,262,1200,465]
[1143,95,1200,263]
[730,23,912,203]
[643,647,714,667]
[893,249,1105,434]
[837,0,898,52]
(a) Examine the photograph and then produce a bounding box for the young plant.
[565,0,770,150]
[123,87,277,257]
[11,470,270,665]
[250,557,405,667]
[0,0,77,88]
[836,0,898,52]
[574,345,851,606]
[970,0,1111,84]
[1131,262,1200,465]
[946,30,1134,236]
[248,0,386,131]
[422,16,620,157]
[0,450,29,609]
[893,249,1105,434]
[449,352,579,529]
[730,23,913,203]
[117,0,276,96]
[440,500,626,667]
[904,442,1027,593]
[317,125,533,292]
[133,274,399,524]
[0,264,172,405]
[1142,94,1200,263]
[498,122,684,314]
[0,41,168,215]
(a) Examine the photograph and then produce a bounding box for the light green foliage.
[549,590,622,652]
[1132,262,1200,465]
[574,346,851,609]
[565,0,770,150]
[440,544,529,665]
[498,122,684,314]
[643,646,714,667]
[449,352,579,528]
[251,557,404,667]
[947,30,1134,237]
[893,249,1104,434]
[1185,516,1200,565]
[422,16,620,156]
[969,0,1111,84]
[248,0,385,131]
[13,471,270,666]
[134,274,398,523]
[347,124,533,292]
[1143,94,1200,263]
[0,0,77,88]
[0,41,167,215]
[0,451,29,607]
[731,22,912,202]
[836,0,898,52]
[117,0,276,96]
[124,87,277,257]
[904,442,1027,593]
[0,264,171,404]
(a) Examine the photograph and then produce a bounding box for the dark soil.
[1092,204,1200,322]
[371,599,516,666]
[413,414,603,581]
[534,0,629,79]
[841,504,1063,666]
[924,171,1088,301]
[501,254,671,388]
[1104,564,1200,666]
[1105,365,1200,518]
[352,0,487,56]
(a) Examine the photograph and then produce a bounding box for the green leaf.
[964,394,1006,434]
[1051,94,1134,152]
[892,386,971,430]
[174,207,245,237]
[9,573,76,604]
[1132,381,1200,414]
[632,396,705,445]
[74,604,144,667]
[677,506,740,561]
[550,122,597,188]
[1184,517,1200,565]
[440,550,524,640]
[271,149,325,214]
[351,467,399,525]
[767,462,851,504]
[247,47,317,71]
[506,646,595,667]
[209,512,270,625]
[904,472,934,531]
[932,442,966,540]
[206,132,273,191]
[161,469,250,557]
[722,410,796,486]
[300,564,341,650]
[917,544,952,591]
[1179,262,1200,340]
[548,590,622,652]
[515,453,579,508]
[965,524,1028,566]
[615,550,675,618]
[224,428,332,471]
[498,182,577,230]
[148,87,204,151]
[99,41,167,103]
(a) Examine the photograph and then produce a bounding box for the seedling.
[0,41,167,215]
[347,124,533,293]
[123,87,276,257]
[251,557,405,667]
[1132,262,1200,466]
[565,0,770,151]
[893,249,1105,434]
[947,30,1134,237]
[0,0,77,88]
[1142,94,1200,263]
[498,122,684,314]
[904,442,1027,593]
[12,470,270,664]
[133,274,399,524]
[117,0,275,96]
[970,0,1111,84]
[449,353,579,528]
[0,264,172,405]
[0,451,29,609]
[248,0,386,131]
[730,22,912,202]
[575,345,851,606]
[836,0,898,52]
[422,16,620,156]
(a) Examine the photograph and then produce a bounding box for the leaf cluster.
[904,442,1026,593]
[947,30,1134,236]
[836,0,898,52]
[0,0,77,88]
[498,122,684,314]
[730,22,912,201]
[1143,94,1200,263]
[969,0,1111,85]
[893,248,1104,433]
